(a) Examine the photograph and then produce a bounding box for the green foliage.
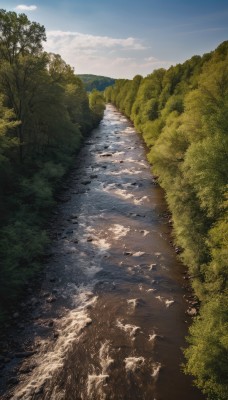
[106,41,228,399]
[184,295,228,400]
[0,9,46,62]
[203,206,228,294]
[142,118,164,147]
[89,89,105,124]
[0,10,104,320]
[0,95,19,166]
[78,74,115,92]
[0,220,48,306]
[65,80,92,133]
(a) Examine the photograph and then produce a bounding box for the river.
[1,104,204,400]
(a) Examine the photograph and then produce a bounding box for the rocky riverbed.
[0,105,203,400]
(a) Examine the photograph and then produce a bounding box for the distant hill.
[78,74,115,92]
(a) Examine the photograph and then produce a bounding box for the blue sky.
[2,1,228,78]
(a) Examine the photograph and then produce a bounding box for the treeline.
[78,74,115,92]
[0,10,105,319]
[105,42,228,400]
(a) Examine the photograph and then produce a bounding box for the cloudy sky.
[2,1,228,78]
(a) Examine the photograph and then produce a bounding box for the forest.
[105,42,228,400]
[0,10,105,319]
[78,74,115,92]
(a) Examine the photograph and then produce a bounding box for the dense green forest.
[0,10,105,319]
[105,42,228,400]
[78,74,115,92]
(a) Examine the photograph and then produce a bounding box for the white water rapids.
[1,105,204,400]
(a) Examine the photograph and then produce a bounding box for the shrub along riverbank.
[0,10,105,321]
[104,41,228,400]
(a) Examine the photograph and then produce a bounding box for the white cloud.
[144,56,172,68]
[44,30,172,78]
[145,56,159,62]
[16,5,37,11]
[46,31,145,50]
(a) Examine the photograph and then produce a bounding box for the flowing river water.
[1,105,204,400]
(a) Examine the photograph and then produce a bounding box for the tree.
[0,10,104,321]
[89,89,105,125]
[0,9,46,63]
[0,95,19,223]
[106,41,228,399]
[184,295,228,400]
[0,95,19,165]
[0,9,46,162]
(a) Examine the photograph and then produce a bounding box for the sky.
[2,1,228,78]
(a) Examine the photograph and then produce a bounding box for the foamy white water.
[124,157,148,167]
[99,341,114,374]
[124,357,145,372]
[108,224,130,240]
[109,168,142,176]
[151,363,161,380]
[134,196,149,205]
[13,287,97,399]
[127,298,145,310]
[114,188,134,200]
[155,296,175,308]
[92,237,111,251]
[87,375,109,399]
[116,320,141,339]
[86,341,114,399]
[148,332,158,342]
[123,127,135,133]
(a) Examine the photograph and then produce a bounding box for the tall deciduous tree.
[0,9,46,62]
[0,9,46,162]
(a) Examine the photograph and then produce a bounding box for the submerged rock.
[81,180,91,185]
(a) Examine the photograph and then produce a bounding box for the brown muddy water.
[0,105,204,400]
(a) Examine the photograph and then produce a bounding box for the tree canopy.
[105,41,228,400]
[0,10,105,319]
[78,74,115,92]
